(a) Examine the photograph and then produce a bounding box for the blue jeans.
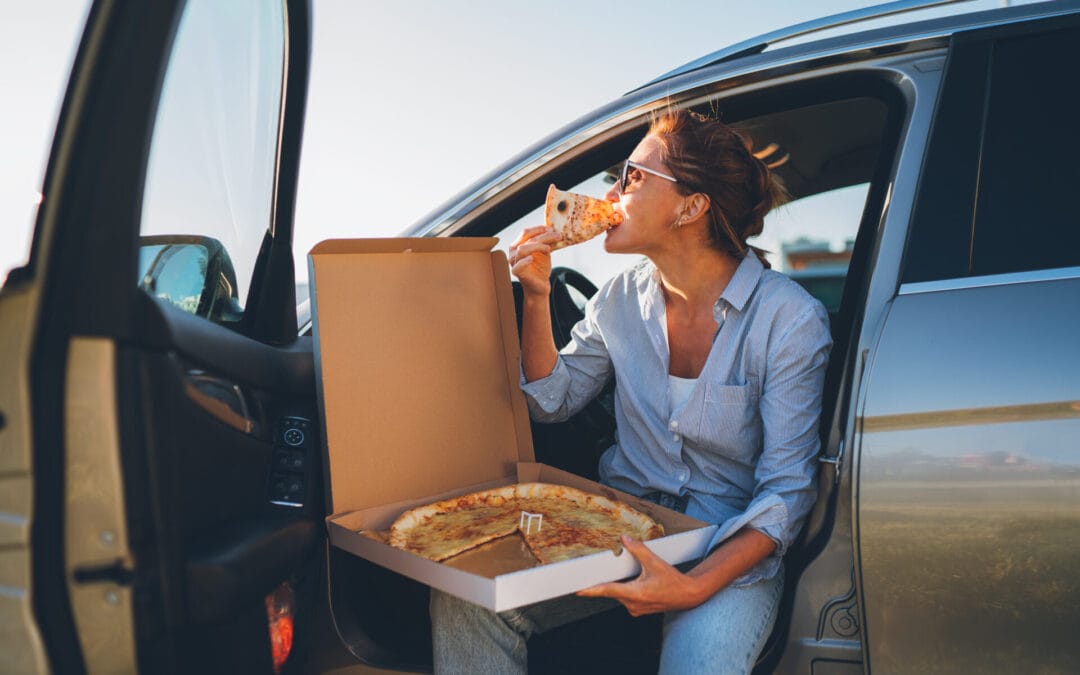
[430,570,783,675]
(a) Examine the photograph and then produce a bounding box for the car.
[2,0,1078,672]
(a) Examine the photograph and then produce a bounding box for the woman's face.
[602,134,686,256]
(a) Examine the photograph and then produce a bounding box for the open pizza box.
[310,237,717,612]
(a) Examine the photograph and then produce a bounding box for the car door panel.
[123,295,323,651]
[857,278,1080,671]
[187,518,318,623]
[136,296,316,396]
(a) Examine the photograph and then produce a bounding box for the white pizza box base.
[326,462,716,612]
[310,238,716,612]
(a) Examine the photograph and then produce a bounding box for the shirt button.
[679,470,689,481]
[672,433,680,441]
[669,420,679,431]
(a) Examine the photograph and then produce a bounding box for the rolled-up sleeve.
[520,296,614,423]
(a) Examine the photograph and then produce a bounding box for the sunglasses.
[618,159,678,194]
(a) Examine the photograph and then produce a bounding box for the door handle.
[72,559,135,585]
[183,369,256,434]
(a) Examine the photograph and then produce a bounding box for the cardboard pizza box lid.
[309,238,535,514]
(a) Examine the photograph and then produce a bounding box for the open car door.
[0,1,322,672]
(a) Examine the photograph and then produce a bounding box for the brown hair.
[647,109,786,267]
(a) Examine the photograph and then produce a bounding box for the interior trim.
[64,337,137,672]
[136,294,315,395]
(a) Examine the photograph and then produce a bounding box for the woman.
[430,110,833,674]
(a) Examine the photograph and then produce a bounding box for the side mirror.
[138,235,243,322]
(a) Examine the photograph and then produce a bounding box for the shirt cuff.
[704,494,790,586]
[706,494,788,554]
[730,556,781,588]
[519,358,571,415]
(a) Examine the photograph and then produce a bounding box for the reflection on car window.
[138,0,285,322]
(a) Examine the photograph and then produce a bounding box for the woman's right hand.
[508,225,561,297]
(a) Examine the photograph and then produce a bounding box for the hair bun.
[648,108,788,268]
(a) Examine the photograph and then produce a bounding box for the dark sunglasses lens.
[620,160,630,193]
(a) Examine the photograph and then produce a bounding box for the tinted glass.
[905,25,1080,284]
[902,40,990,284]
[971,27,1080,276]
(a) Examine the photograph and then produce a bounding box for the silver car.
[2,0,1078,672]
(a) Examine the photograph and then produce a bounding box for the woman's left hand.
[576,536,704,616]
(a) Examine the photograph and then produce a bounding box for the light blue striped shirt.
[521,253,832,585]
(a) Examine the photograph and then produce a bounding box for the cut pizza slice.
[545,184,623,250]
[387,487,522,562]
[516,486,665,564]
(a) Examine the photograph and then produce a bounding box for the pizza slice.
[545,184,623,250]
[387,486,522,562]
[517,486,665,564]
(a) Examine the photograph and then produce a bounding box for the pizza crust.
[387,483,664,565]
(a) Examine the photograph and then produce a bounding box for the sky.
[1,0,1025,290]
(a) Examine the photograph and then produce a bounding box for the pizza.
[545,184,623,250]
[387,482,664,565]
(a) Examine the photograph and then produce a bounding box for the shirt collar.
[716,252,763,313]
[634,260,660,300]
[636,254,763,315]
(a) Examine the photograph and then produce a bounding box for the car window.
[970,26,1080,276]
[138,0,285,323]
[753,184,866,313]
[904,25,1080,284]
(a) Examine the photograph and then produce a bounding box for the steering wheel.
[548,266,599,348]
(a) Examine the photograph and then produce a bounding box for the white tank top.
[668,374,697,413]
[663,309,699,413]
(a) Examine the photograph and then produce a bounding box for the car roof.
[639,0,1080,91]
